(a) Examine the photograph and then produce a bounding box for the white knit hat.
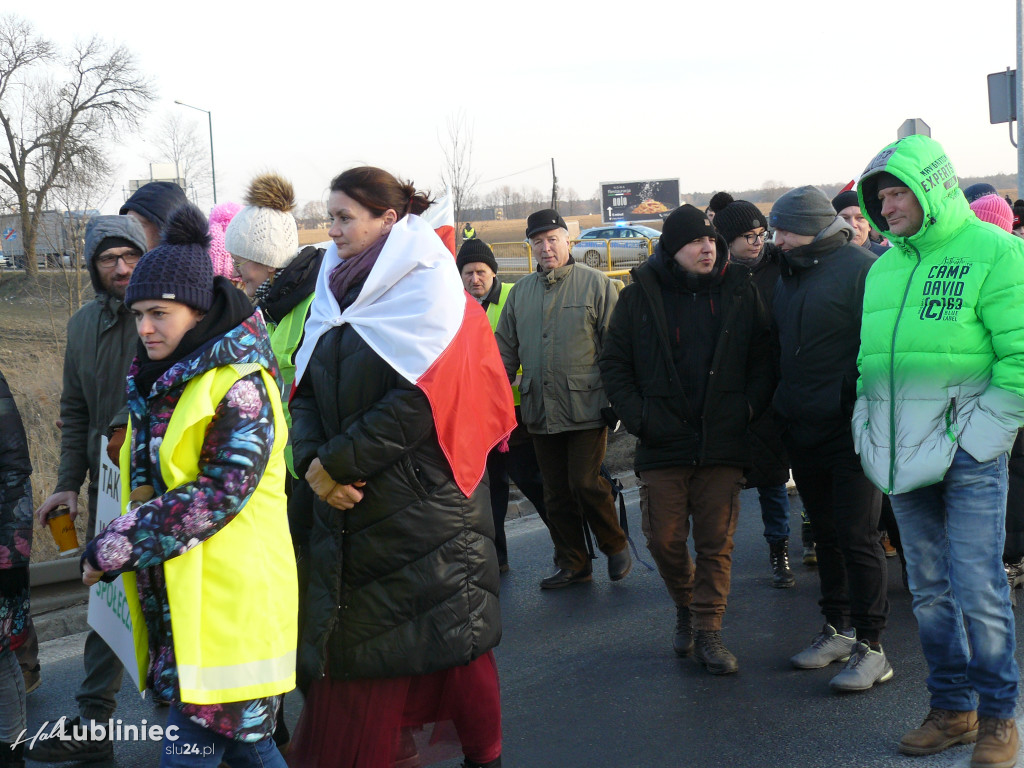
[224,173,299,269]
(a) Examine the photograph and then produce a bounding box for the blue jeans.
[159,707,286,768]
[889,447,1018,719]
[757,484,791,543]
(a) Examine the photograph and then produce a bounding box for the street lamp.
[173,100,217,204]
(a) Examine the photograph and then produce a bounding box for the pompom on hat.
[207,201,243,278]
[224,173,299,269]
[126,203,214,312]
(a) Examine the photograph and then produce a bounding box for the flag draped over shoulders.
[295,199,515,497]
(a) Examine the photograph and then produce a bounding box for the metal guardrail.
[489,238,654,279]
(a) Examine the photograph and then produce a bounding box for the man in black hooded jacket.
[600,204,773,675]
[770,185,891,694]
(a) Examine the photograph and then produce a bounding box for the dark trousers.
[1005,429,1024,562]
[789,440,889,643]
[486,439,548,567]
[531,427,626,570]
[639,465,743,631]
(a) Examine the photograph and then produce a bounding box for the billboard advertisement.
[601,179,680,223]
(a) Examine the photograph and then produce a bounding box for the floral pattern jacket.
[85,311,282,742]
[0,368,32,652]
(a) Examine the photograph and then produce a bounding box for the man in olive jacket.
[495,209,630,589]
[600,204,772,675]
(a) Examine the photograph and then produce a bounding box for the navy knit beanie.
[126,204,214,311]
[119,181,189,227]
[831,189,860,213]
[713,201,768,244]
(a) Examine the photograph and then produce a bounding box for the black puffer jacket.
[290,320,501,685]
[772,229,876,450]
[733,244,789,487]
[599,243,773,472]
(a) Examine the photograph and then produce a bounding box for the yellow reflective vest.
[485,281,520,406]
[120,362,298,704]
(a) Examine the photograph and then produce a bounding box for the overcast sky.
[12,1,1024,214]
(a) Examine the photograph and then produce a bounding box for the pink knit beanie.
[970,194,1013,233]
[207,201,243,277]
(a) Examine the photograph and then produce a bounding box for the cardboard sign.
[86,437,141,689]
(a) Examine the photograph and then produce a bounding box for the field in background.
[0,272,90,561]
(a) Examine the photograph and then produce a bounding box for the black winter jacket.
[772,231,876,450]
[732,245,789,487]
[599,245,774,472]
[290,320,501,686]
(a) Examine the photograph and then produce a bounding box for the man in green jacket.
[855,135,1024,767]
[495,209,630,589]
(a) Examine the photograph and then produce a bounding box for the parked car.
[571,224,660,269]
[0,254,9,269]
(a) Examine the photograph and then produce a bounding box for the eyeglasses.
[742,231,768,245]
[96,251,142,268]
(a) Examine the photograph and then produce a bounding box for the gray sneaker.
[790,623,856,669]
[829,640,894,692]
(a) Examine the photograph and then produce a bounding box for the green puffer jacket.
[494,260,618,434]
[854,135,1024,494]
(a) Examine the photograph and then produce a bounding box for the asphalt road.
[23,487,1024,767]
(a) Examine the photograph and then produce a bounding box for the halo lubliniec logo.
[12,716,188,752]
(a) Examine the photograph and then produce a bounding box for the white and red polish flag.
[294,193,515,497]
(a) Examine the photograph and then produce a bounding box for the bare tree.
[148,111,210,205]
[438,110,479,228]
[296,200,328,229]
[0,14,154,276]
[45,151,113,315]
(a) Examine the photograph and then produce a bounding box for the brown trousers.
[639,465,744,631]
[532,427,626,570]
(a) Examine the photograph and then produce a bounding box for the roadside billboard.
[601,179,679,223]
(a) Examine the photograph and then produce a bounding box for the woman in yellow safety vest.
[82,203,297,768]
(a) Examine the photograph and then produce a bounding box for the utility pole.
[550,158,558,211]
[1018,0,1024,197]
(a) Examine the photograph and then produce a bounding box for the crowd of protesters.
[3,134,1024,768]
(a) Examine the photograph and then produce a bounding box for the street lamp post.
[173,100,217,204]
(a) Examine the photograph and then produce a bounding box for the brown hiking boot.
[898,708,978,755]
[971,717,1018,768]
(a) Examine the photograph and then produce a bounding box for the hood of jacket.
[857,135,971,251]
[128,280,279,404]
[84,215,148,295]
[260,245,324,324]
[779,222,852,275]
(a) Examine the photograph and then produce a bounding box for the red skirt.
[287,651,501,768]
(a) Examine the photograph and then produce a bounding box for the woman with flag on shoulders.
[287,166,515,768]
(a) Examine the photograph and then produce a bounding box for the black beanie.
[713,201,768,244]
[126,204,214,312]
[831,189,860,213]
[660,204,717,255]
[769,186,837,236]
[456,238,498,273]
[119,181,189,227]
